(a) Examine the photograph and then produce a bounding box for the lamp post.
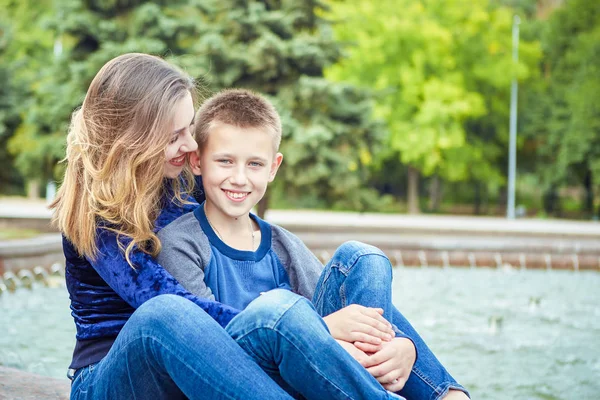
[507,15,520,219]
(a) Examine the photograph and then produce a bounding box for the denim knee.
[130,294,199,331]
[227,289,322,337]
[243,289,308,326]
[331,241,391,277]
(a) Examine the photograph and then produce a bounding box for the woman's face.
[164,92,198,179]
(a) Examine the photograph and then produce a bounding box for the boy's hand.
[335,339,370,367]
[362,337,416,393]
[323,304,395,345]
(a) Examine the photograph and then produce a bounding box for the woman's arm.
[89,227,241,328]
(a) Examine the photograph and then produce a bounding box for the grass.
[0,227,42,240]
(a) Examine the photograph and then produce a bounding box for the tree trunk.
[257,190,270,219]
[407,166,420,214]
[26,179,40,200]
[583,169,594,217]
[543,185,558,216]
[474,182,481,215]
[428,175,441,212]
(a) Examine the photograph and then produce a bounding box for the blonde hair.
[194,89,282,151]
[50,53,196,265]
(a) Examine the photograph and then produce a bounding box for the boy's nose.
[230,167,248,185]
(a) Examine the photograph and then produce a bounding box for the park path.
[2,198,600,271]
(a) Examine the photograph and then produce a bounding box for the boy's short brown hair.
[194,89,282,151]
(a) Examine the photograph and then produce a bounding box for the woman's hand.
[335,339,370,367]
[361,337,416,392]
[323,304,395,346]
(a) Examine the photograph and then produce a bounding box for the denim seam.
[336,253,390,275]
[410,365,441,400]
[433,383,470,400]
[141,335,239,400]
[232,298,357,399]
[269,327,357,399]
[97,335,239,400]
[313,267,333,312]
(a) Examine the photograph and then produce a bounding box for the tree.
[183,0,385,215]
[3,0,207,195]
[326,0,540,213]
[3,0,385,214]
[0,0,57,195]
[523,0,600,217]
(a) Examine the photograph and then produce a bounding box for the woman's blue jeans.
[312,241,469,400]
[69,294,293,400]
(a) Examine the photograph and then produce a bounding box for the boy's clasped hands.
[323,304,417,392]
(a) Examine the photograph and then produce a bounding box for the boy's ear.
[189,151,202,175]
[268,152,283,182]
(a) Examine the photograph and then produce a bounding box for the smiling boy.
[157,89,469,400]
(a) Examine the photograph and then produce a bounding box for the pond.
[1,267,599,399]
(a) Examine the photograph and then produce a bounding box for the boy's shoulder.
[269,222,302,244]
[158,208,202,241]
[157,206,212,264]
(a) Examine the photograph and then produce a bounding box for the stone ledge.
[0,366,70,400]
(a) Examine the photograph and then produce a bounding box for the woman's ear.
[189,151,202,175]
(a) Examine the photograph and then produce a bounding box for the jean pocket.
[72,363,97,398]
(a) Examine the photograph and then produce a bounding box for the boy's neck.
[203,202,258,251]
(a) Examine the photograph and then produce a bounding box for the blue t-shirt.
[195,205,292,310]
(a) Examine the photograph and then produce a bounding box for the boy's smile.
[193,122,283,227]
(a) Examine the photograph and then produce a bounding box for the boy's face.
[192,122,283,220]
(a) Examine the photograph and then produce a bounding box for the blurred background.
[1,0,599,399]
[1,0,599,218]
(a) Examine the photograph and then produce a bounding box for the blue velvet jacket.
[64,186,241,369]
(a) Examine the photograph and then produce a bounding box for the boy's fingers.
[357,324,393,341]
[376,368,403,385]
[361,318,395,338]
[363,346,393,369]
[367,357,396,378]
[357,322,393,341]
[351,331,382,345]
[354,341,382,354]
[383,377,407,392]
[361,309,394,332]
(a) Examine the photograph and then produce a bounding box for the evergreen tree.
[187,0,385,214]
[4,0,384,213]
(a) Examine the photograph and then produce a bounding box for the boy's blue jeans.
[71,241,467,399]
[312,241,469,400]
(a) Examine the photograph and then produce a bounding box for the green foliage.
[326,0,540,206]
[188,0,386,211]
[523,0,600,214]
[1,0,386,211]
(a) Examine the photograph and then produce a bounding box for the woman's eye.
[169,135,178,144]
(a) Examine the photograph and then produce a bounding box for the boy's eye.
[218,159,232,164]
[249,161,264,167]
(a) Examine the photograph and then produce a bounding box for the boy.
[157,89,469,400]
